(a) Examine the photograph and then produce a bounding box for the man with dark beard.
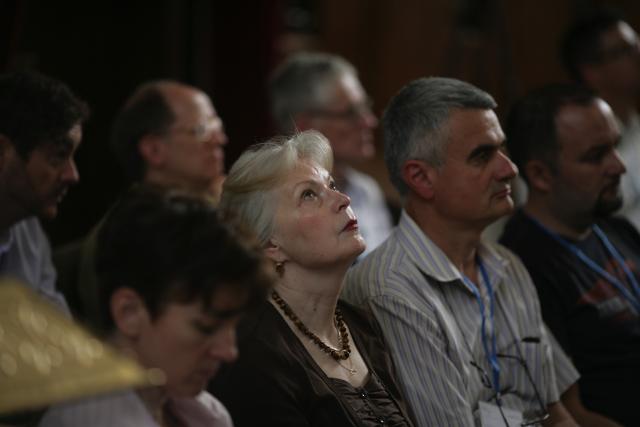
[500,83,637,426]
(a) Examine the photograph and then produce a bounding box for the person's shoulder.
[181,391,233,427]
[39,390,149,427]
[499,211,554,265]
[234,302,305,369]
[337,299,391,353]
[11,216,47,240]
[236,301,281,346]
[604,215,640,236]
[338,299,374,326]
[346,234,408,293]
[499,209,534,247]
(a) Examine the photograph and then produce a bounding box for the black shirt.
[500,210,640,426]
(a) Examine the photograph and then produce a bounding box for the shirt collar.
[396,210,510,292]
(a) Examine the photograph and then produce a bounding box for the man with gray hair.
[343,77,578,426]
[269,52,393,257]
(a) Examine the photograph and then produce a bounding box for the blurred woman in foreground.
[40,186,271,427]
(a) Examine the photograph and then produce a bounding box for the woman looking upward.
[210,130,413,426]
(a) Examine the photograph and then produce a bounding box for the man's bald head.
[111,80,227,195]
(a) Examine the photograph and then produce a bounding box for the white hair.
[219,130,333,245]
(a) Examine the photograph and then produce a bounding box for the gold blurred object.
[0,279,162,414]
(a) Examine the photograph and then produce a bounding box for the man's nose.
[609,149,627,176]
[496,150,518,180]
[62,159,80,184]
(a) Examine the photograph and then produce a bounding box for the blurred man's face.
[160,87,228,194]
[2,123,82,220]
[306,73,378,167]
[551,100,625,222]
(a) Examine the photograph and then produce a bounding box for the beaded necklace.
[271,290,351,361]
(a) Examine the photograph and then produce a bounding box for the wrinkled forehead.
[445,109,504,147]
[165,87,217,121]
[277,159,330,190]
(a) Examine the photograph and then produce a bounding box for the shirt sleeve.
[543,323,580,396]
[368,291,476,427]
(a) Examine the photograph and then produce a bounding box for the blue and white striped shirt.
[343,211,567,426]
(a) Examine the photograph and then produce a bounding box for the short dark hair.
[505,83,597,183]
[561,8,624,82]
[110,82,176,182]
[95,185,272,336]
[0,70,89,158]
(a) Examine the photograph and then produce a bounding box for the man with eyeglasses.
[501,83,634,426]
[343,77,579,426]
[269,52,394,258]
[54,80,229,330]
[562,9,640,231]
[111,80,228,200]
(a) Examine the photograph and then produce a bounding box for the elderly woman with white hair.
[210,130,414,426]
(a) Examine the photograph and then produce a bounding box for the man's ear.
[110,288,149,338]
[138,134,166,168]
[401,159,437,200]
[524,159,554,193]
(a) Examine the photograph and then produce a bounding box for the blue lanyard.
[530,217,640,314]
[462,257,502,402]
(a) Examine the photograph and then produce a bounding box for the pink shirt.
[39,389,233,427]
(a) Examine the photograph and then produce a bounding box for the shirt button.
[378,417,386,424]
[360,391,368,398]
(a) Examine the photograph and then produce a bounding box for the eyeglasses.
[169,117,225,142]
[307,98,374,122]
[470,353,549,426]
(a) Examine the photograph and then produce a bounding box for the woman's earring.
[275,262,285,277]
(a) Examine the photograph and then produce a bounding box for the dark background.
[2,0,639,246]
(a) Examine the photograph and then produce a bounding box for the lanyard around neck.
[461,257,502,402]
[529,216,640,314]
